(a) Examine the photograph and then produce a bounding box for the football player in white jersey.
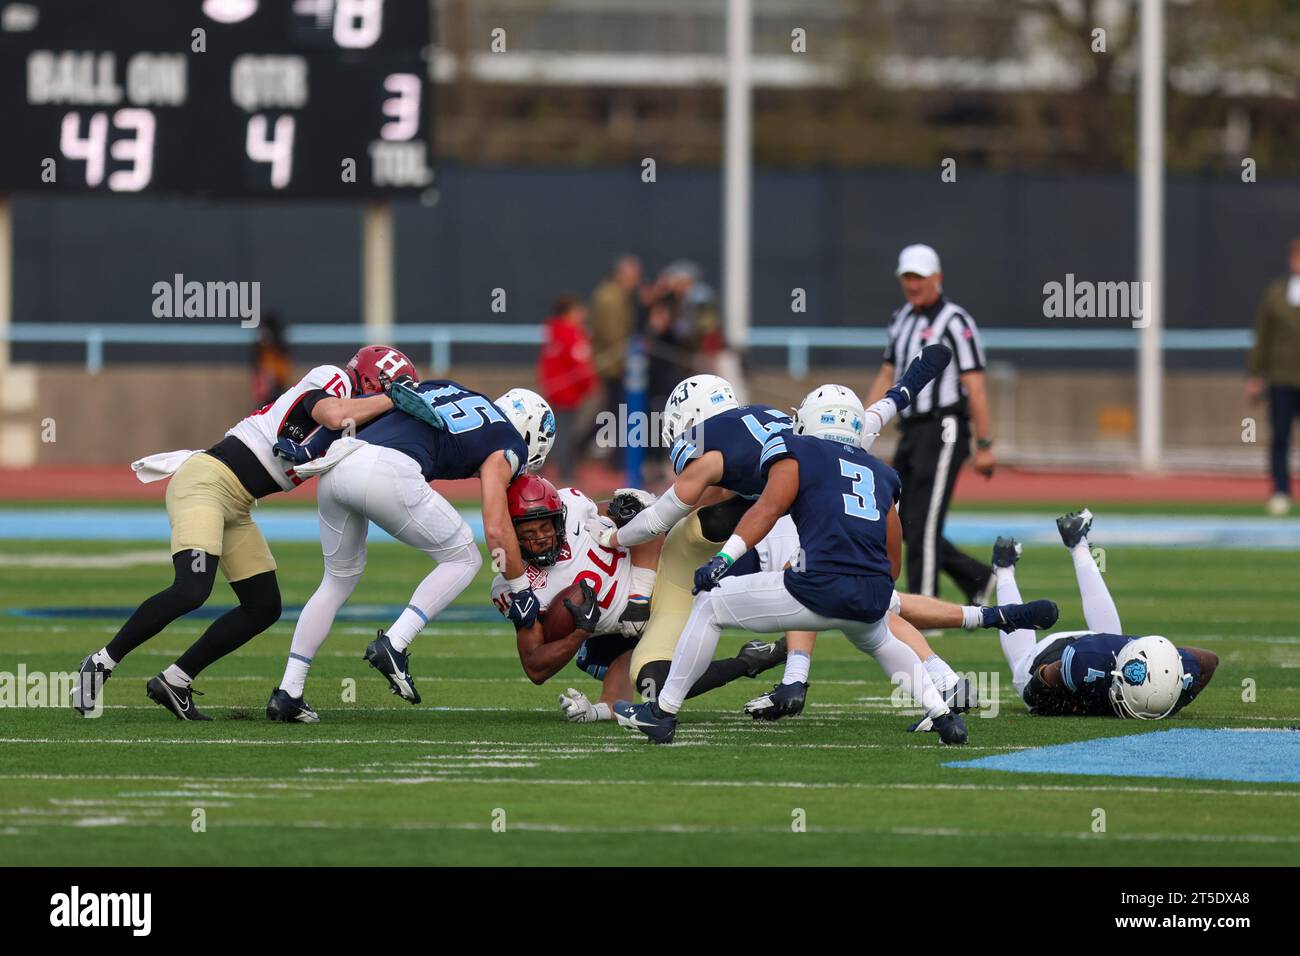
[73,345,417,720]
[491,477,786,723]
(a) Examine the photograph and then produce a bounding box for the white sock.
[994,566,1036,671]
[960,605,982,630]
[1070,542,1122,634]
[923,654,959,694]
[289,571,362,680]
[387,547,481,652]
[280,654,311,698]
[592,702,612,721]
[782,649,811,685]
[860,397,898,453]
[658,592,722,714]
[872,635,948,719]
[162,664,192,688]
[91,648,118,672]
[630,566,657,599]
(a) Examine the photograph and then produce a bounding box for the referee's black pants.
[894,414,992,602]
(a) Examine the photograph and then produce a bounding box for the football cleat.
[991,536,1022,569]
[613,699,677,744]
[743,680,807,721]
[931,711,969,745]
[363,631,422,704]
[145,675,212,721]
[886,344,953,413]
[1057,508,1094,550]
[736,636,788,678]
[989,599,1059,633]
[946,677,979,714]
[910,679,980,731]
[72,653,110,717]
[266,688,320,723]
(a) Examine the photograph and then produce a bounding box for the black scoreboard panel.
[0,0,433,197]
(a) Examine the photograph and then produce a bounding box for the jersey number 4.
[839,460,880,521]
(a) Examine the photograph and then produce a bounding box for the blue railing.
[1,323,1253,377]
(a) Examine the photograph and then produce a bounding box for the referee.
[866,243,995,603]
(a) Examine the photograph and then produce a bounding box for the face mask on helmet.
[347,345,419,395]
[661,374,738,447]
[1108,635,1185,719]
[506,474,566,566]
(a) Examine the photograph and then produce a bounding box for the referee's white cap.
[895,243,941,277]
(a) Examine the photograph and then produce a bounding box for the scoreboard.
[0,0,434,197]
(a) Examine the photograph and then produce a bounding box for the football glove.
[558,687,600,723]
[607,487,658,527]
[563,579,601,633]
[692,553,734,594]
[272,437,312,465]
[506,587,540,630]
[583,515,618,549]
[379,372,448,432]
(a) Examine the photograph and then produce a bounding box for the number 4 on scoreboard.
[246,114,295,189]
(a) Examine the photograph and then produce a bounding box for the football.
[540,582,584,642]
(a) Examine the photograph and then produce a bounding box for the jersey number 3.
[839,460,880,521]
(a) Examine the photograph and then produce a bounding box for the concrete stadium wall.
[11,165,1299,372]
[0,363,1267,473]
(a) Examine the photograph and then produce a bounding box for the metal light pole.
[723,0,752,350]
[1137,0,1165,471]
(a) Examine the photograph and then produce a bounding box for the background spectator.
[538,294,599,485]
[1247,237,1300,516]
[589,254,642,467]
[251,312,292,408]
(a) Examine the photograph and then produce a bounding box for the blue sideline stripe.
[1,510,1299,550]
[946,728,1300,784]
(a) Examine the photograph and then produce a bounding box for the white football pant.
[657,570,946,719]
[284,444,482,690]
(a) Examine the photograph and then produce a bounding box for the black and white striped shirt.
[883,296,987,418]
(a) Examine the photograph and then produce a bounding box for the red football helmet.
[346,345,419,395]
[507,474,566,567]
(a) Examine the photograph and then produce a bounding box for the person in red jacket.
[538,294,599,483]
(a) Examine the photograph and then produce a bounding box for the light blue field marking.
[6,602,505,623]
[1,510,1297,549]
[946,728,1300,784]
[0,508,484,544]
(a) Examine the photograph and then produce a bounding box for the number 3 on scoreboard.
[246,114,295,189]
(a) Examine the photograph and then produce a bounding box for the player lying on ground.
[73,345,415,720]
[266,373,557,722]
[990,509,1218,720]
[490,477,786,723]
[616,384,1057,745]
[588,355,1054,722]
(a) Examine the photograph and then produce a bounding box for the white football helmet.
[1108,635,1185,720]
[661,374,738,447]
[495,388,556,472]
[794,384,866,446]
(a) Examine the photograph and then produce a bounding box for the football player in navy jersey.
[614,383,1058,744]
[592,348,1054,720]
[266,378,556,721]
[991,509,1218,719]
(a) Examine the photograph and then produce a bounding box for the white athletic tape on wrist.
[721,534,749,564]
[616,485,694,546]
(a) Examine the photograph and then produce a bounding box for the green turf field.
[1,527,1297,866]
